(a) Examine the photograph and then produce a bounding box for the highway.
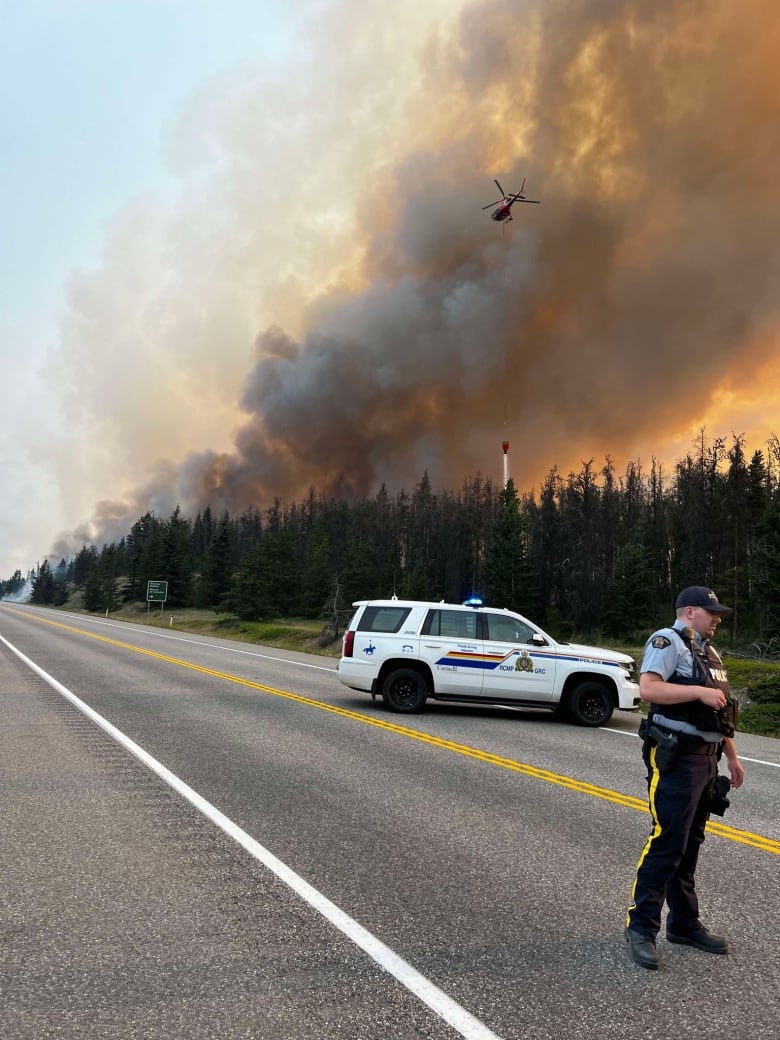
[1,602,778,1040]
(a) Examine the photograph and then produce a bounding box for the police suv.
[338,598,640,726]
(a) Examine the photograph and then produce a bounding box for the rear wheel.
[382,668,428,713]
[567,681,614,727]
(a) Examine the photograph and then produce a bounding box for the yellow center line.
[25,612,780,856]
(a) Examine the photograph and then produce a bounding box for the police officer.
[625,586,745,969]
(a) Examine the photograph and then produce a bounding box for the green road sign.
[146,580,168,603]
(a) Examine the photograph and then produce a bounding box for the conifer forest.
[7,434,780,649]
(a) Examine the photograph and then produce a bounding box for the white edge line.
[0,633,503,1040]
[2,603,336,672]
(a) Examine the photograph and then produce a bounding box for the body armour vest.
[649,629,738,737]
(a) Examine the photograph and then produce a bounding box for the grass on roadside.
[63,600,344,657]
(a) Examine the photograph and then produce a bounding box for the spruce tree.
[30,560,54,605]
[482,480,535,615]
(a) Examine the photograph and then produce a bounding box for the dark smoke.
[55,0,780,553]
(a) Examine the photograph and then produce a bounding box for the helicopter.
[482,178,540,224]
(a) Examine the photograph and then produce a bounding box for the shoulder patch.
[651,635,672,649]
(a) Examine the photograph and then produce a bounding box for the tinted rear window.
[357,606,411,634]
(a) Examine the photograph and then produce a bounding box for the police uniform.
[625,593,737,964]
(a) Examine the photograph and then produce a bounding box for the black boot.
[625,927,660,969]
[666,926,728,954]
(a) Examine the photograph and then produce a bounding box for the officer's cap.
[675,586,732,614]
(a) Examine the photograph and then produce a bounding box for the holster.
[647,723,680,773]
[708,774,731,816]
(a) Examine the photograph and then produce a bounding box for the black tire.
[567,680,614,727]
[382,668,428,713]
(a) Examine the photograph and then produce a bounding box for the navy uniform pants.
[626,745,718,938]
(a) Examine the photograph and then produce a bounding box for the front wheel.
[382,668,428,713]
[567,681,614,727]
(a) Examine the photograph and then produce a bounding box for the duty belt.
[678,736,721,756]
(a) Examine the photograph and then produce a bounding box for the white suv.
[338,598,639,726]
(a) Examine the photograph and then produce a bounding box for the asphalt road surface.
[1,602,778,1040]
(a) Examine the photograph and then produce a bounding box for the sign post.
[146,580,168,613]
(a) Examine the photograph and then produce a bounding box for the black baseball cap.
[675,586,732,614]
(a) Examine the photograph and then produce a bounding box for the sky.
[2,0,779,579]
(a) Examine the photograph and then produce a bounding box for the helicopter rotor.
[482,177,540,210]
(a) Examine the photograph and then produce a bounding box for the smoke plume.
[49,0,780,555]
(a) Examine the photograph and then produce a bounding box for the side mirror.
[531,633,547,646]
